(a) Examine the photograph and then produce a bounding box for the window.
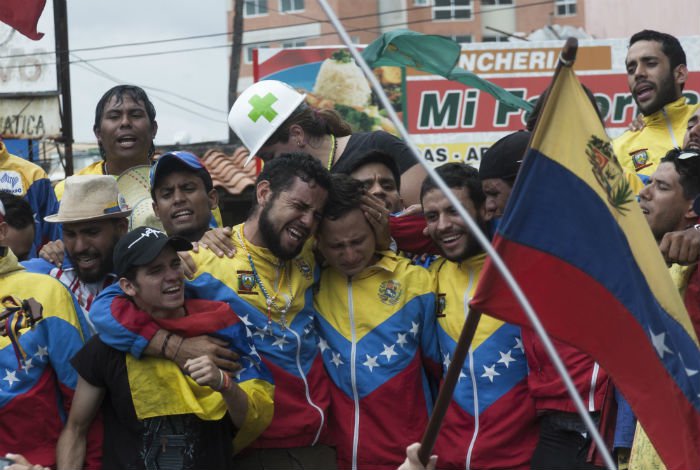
[245,44,269,64]
[555,0,576,16]
[280,0,304,12]
[282,40,306,48]
[433,0,472,20]
[244,0,268,17]
[453,35,472,44]
[481,0,513,5]
[482,35,509,42]
[414,0,430,5]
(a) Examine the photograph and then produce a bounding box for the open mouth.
[116,135,138,148]
[287,226,307,242]
[634,83,654,102]
[162,285,182,295]
[171,209,193,220]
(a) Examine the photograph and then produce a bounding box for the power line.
[73,58,226,122]
[0,0,556,60]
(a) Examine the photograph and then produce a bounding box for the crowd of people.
[0,28,698,470]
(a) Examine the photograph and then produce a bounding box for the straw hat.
[115,165,162,231]
[45,175,131,223]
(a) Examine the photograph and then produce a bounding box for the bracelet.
[172,336,184,362]
[694,224,700,231]
[161,332,173,358]
[215,369,225,390]
[221,371,233,392]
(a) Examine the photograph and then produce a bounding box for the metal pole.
[53,0,73,176]
[228,0,244,144]
[313,3,616,469]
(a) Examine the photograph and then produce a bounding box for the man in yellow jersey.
[613,30,699,182]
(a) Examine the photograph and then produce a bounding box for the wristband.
[161,332,173,358]
[172,336,184,362]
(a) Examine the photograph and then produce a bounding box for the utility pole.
[54,0,73,176]
[228,0,244,143]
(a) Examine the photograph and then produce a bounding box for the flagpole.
[313,4,616,468]
[419,308,482,464]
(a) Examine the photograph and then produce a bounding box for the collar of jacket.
[0,247,25,276]
[642,96,690,126]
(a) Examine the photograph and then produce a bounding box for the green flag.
[362,29,533,112]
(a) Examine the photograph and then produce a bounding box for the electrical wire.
[0,0,557,60]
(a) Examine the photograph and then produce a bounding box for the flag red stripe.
[471,239,700,470]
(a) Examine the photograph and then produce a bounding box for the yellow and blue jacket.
[0,143,60,256]
[430,253,539,470]
[314,251,440,470]
[0,247,99,468]
[614,96,699,182]
[90,223,330,450]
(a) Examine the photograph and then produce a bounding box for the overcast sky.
[66,0,230,145]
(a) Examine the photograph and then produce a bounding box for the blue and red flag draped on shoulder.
[469,62,700,470]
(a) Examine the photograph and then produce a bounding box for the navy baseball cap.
[113,226,192,277]
[150,151,209,192]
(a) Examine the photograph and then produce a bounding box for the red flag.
[469,61,700,468]
[0,0,47,41]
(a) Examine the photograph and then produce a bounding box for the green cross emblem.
[248,93,279,123]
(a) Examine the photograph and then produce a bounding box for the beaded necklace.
[326,134,337,171]
[236,224,294,331]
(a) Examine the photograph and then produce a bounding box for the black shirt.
[72,336,234,470]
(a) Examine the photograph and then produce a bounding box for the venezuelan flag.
[470,57,700,469]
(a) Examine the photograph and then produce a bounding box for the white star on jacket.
[396,333,408,348]
[3,369,19,387]
[497,350,516,368]
[34,345,48,361]
[380,344,398,362]
[481,364,501,383]
[272,335,289,350]
[363,354,380,372]
[331,352,344,368]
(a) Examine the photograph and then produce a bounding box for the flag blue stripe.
[500,149,700,410]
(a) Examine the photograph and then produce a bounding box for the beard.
[69,235,119,283]
[635,71,679,116]
[258,203,304,260]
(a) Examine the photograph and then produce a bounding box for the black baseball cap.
[113,226,192,277]
[479,131,531,181]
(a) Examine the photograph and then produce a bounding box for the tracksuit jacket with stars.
[314,251,440,470]
[430,253,539,470]
[90,225,330,451]
[0,248,100,468]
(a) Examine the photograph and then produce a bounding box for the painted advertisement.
[0,1,57,95]
[255,37,700,168]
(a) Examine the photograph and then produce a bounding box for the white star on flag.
[272,336,289,350]
[481,364,500,383]
[21,358,34,374]
[253,327,267,340]
[34,345,48,361]
[3,369,19,387]
[331,352,344,368]
[497,350,516,368]
[443,353,451,370]
[318,338,329,354]
[249,345,260,358]
[396,333,408,348]
[458,370,467,382]
[380,344,398,362]
[240,314,253,326]
[409,321,420,337]
[235,367,248,380]
[678,353,699,377]
[363,354,380,372]
[649,329,673,359]
[513,337,524,353]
